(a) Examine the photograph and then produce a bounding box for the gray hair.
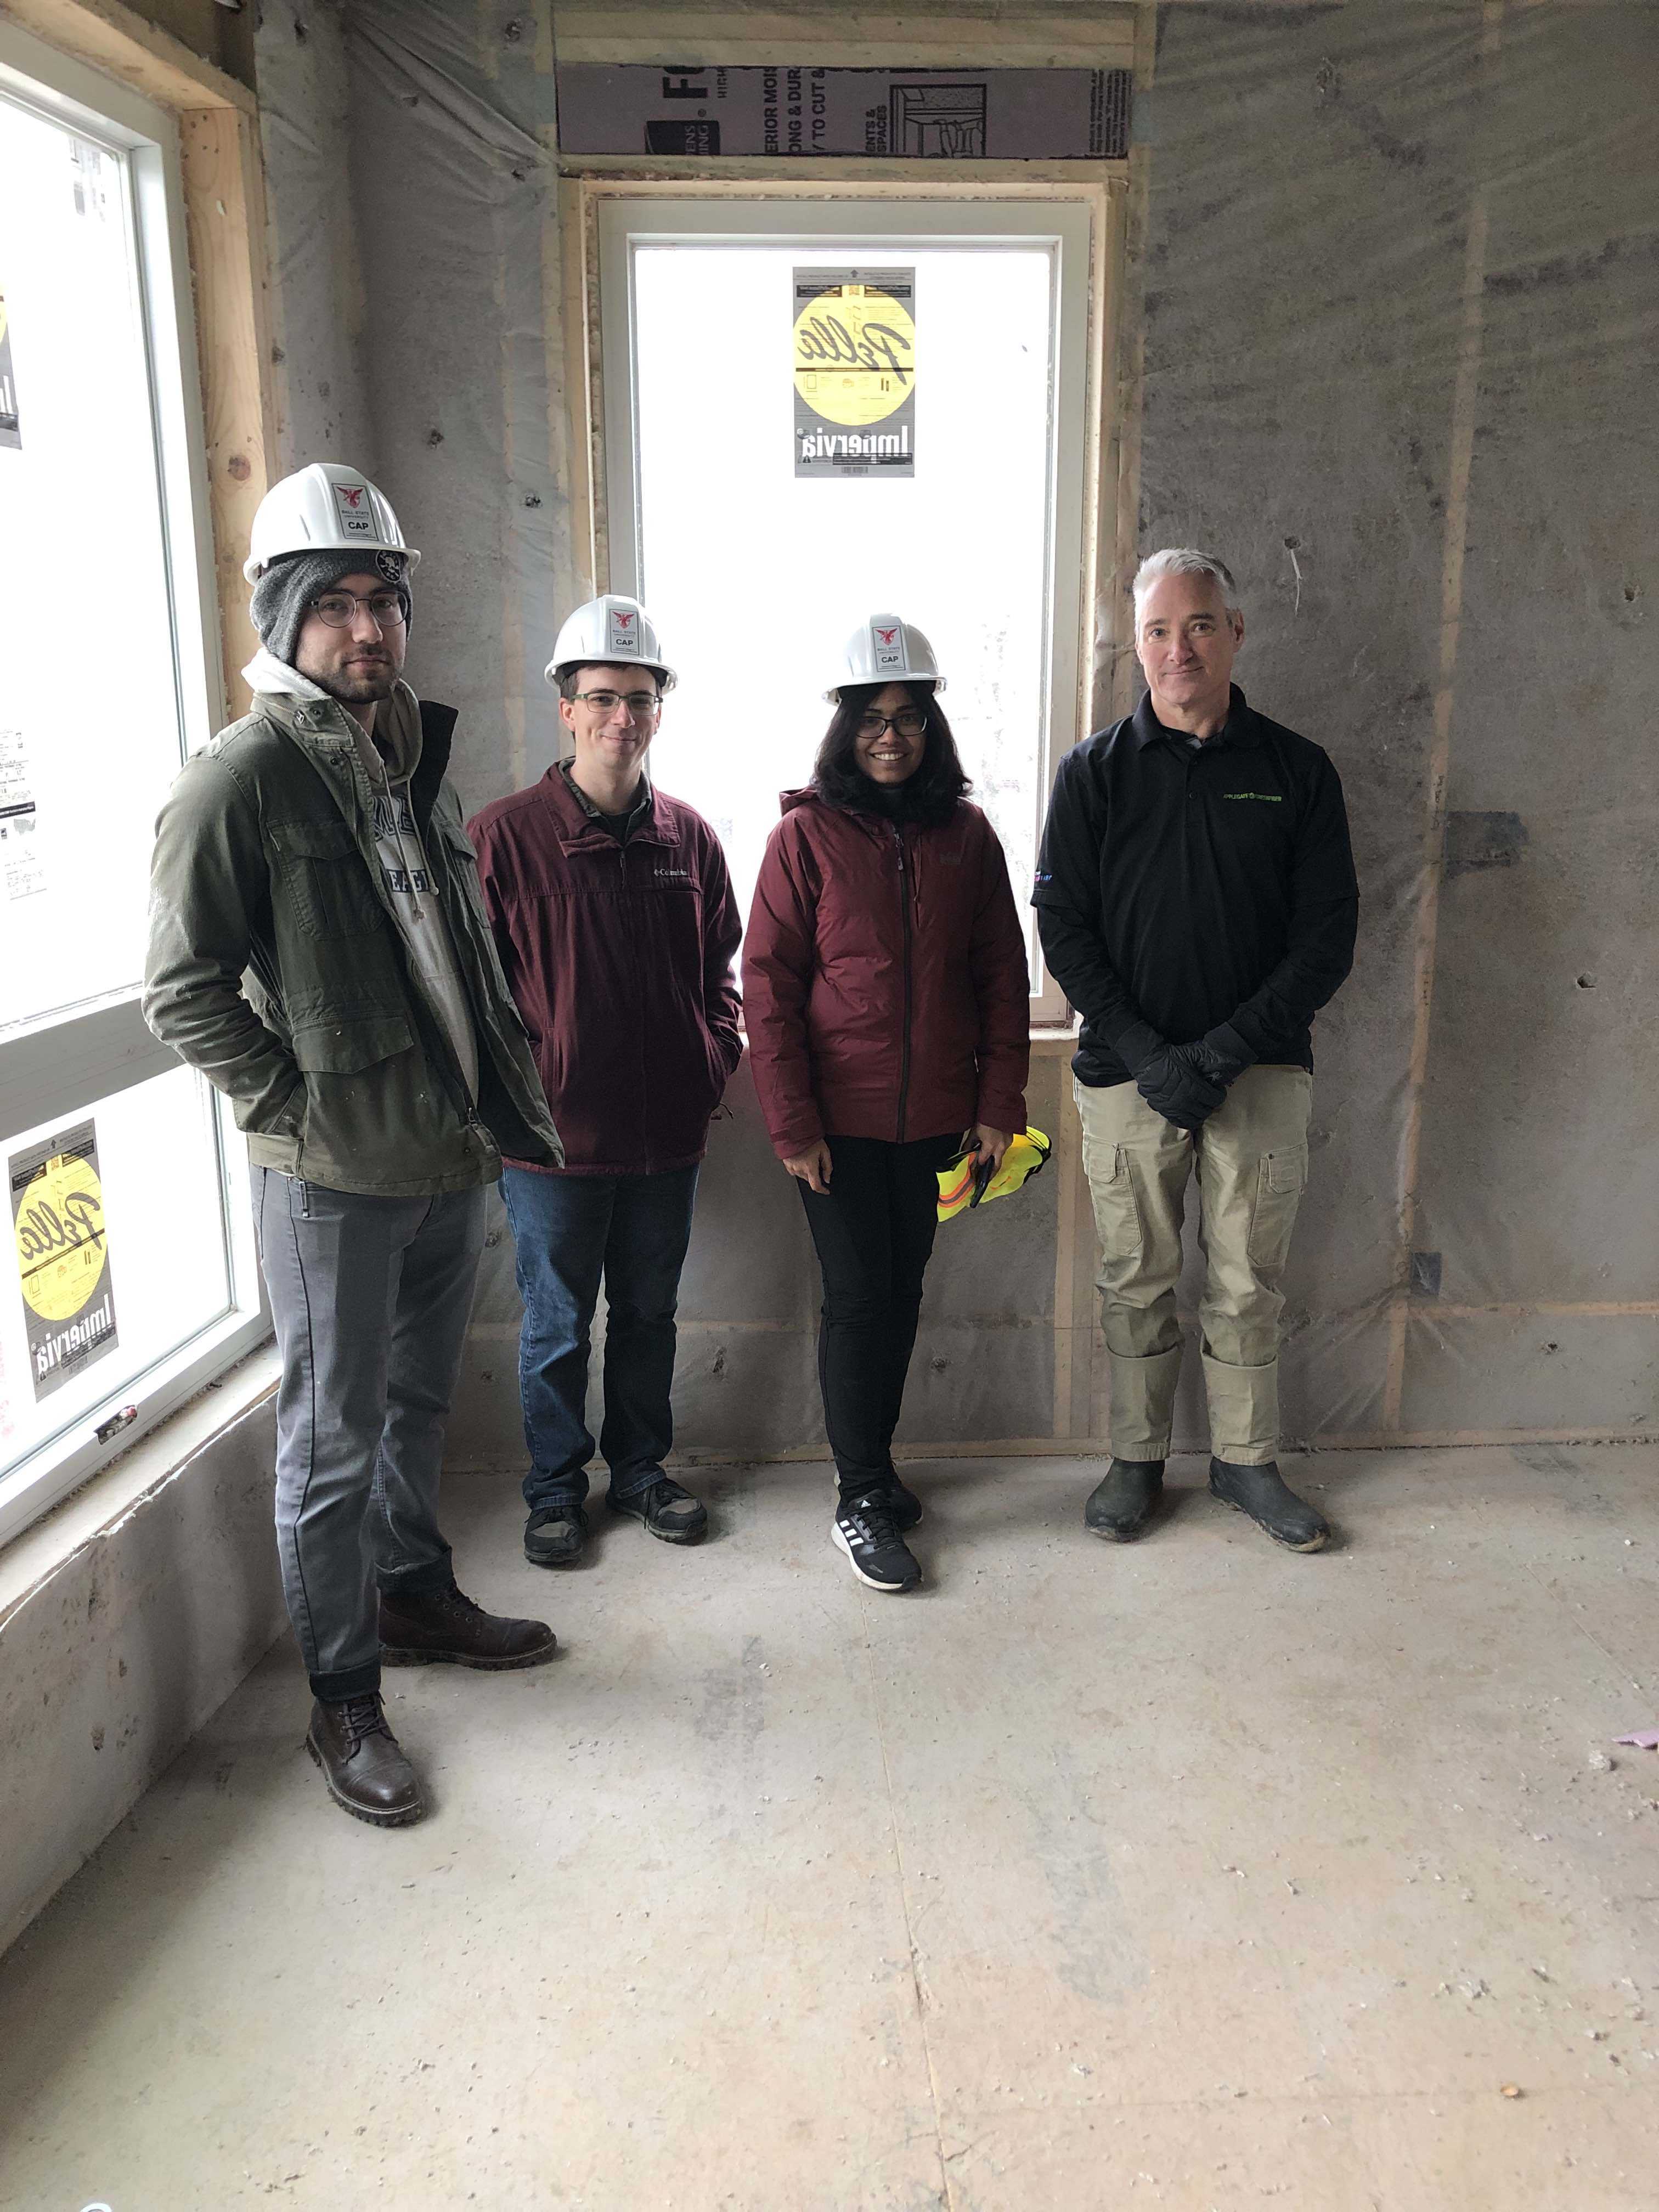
[1131,547,1240,615]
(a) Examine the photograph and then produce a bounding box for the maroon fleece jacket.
[467,769,742,1174]
[743,789,1030,1159]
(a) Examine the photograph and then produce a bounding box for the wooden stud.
[179,103,276,725]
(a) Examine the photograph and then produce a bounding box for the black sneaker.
[1084,1458,1164,1541]
[884,1474,923,1531]
[524,1502,588,1566]
[1209,1457,1329,1552]
[833,1489,922,1593]
[606,1475,708,1545]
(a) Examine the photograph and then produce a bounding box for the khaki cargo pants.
[1074,1066,1313,1466]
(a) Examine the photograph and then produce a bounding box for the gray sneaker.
[524,1502,589,1566]
[606,1475,708,1545]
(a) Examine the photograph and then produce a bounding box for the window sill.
[0,1340,279,1624]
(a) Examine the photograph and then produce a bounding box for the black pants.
[798,1133,960,1498]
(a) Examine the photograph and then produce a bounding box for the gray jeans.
[252,1169,487,1700]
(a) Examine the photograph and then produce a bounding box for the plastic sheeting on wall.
[255,0,1659,1453]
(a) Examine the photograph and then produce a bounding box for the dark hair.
[556,663,665,703]
[812,681,970,824]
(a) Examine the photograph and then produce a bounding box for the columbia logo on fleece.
[654,865,695,886]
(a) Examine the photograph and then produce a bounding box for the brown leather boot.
[306,1693,425,1827]
[379,1580,557,1669]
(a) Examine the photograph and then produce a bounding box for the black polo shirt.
[1033,686,1358,1086]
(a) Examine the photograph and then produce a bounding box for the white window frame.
[589,186,1107,1023]
[0,22,269,1550]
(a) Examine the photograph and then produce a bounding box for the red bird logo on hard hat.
[876,625,898,645]
[340,487,365,509]
[614,610,635,630]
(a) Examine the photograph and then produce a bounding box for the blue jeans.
[501,1164,699,1513]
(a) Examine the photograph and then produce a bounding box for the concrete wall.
[252,0,1659,1462]
[0,1381,283,1956]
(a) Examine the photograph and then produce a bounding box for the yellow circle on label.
[14,1148,109,1323]
[793,284,916,427]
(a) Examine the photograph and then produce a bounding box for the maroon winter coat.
[467,769,742,1174]
[743,789,1030,1160]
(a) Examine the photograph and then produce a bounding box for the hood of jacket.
[242,646,424,782]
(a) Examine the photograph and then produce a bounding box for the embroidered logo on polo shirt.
[1222,791,1284,802]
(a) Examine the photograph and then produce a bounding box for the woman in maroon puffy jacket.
[743,620,1030,1594]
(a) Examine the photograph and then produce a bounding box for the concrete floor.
[1,1448,1657,2211]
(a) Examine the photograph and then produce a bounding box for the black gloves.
[1135,1042,1225,1132]
[1188,1022,1257,1090]
[1115,1019,1257,1133]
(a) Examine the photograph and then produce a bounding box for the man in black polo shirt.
[1035,548,1357,1551]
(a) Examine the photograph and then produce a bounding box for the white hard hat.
[244,462,419,583]
[546,594,676,692]
[825,613,946,702]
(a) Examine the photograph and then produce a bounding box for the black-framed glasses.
[311,591,406,629]
[857,707,927,738]
[571,689,662,719]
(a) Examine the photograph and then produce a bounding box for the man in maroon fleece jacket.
[467,595,742,1566]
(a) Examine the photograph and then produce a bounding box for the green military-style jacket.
[143,684,563,1197]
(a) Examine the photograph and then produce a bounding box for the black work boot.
[379,1580,557,1668]
[306,1693,424,1827]
[1208,1457,1329,1553]
[524,1502,589,1567]
[1084,1459,1164,1541]
[606,1475,708,1545]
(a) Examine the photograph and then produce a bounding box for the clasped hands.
[1132,1026,1255,1135]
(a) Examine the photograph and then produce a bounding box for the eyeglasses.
[570,690,662,719]
[857,707,927,739]
[311,591,407,629]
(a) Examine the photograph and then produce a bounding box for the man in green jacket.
[144,462,563,1830]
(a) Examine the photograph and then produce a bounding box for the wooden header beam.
[0,0,253,114]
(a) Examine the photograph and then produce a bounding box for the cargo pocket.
[1246,1143,1307,1272]
[1088,1141,1146,1262]
[272,817,386,940]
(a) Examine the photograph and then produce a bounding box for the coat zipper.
[894,823,913,1142]
[619,837,653,1171]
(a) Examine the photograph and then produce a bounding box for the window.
[593,194,1100,1016]
[0,26,267,1546]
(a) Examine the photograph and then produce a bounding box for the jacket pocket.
[271,817,386,941]
[286,1014,454,1180]
[290,1014,417,1071]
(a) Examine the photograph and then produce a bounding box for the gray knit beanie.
[250,548,413,667]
